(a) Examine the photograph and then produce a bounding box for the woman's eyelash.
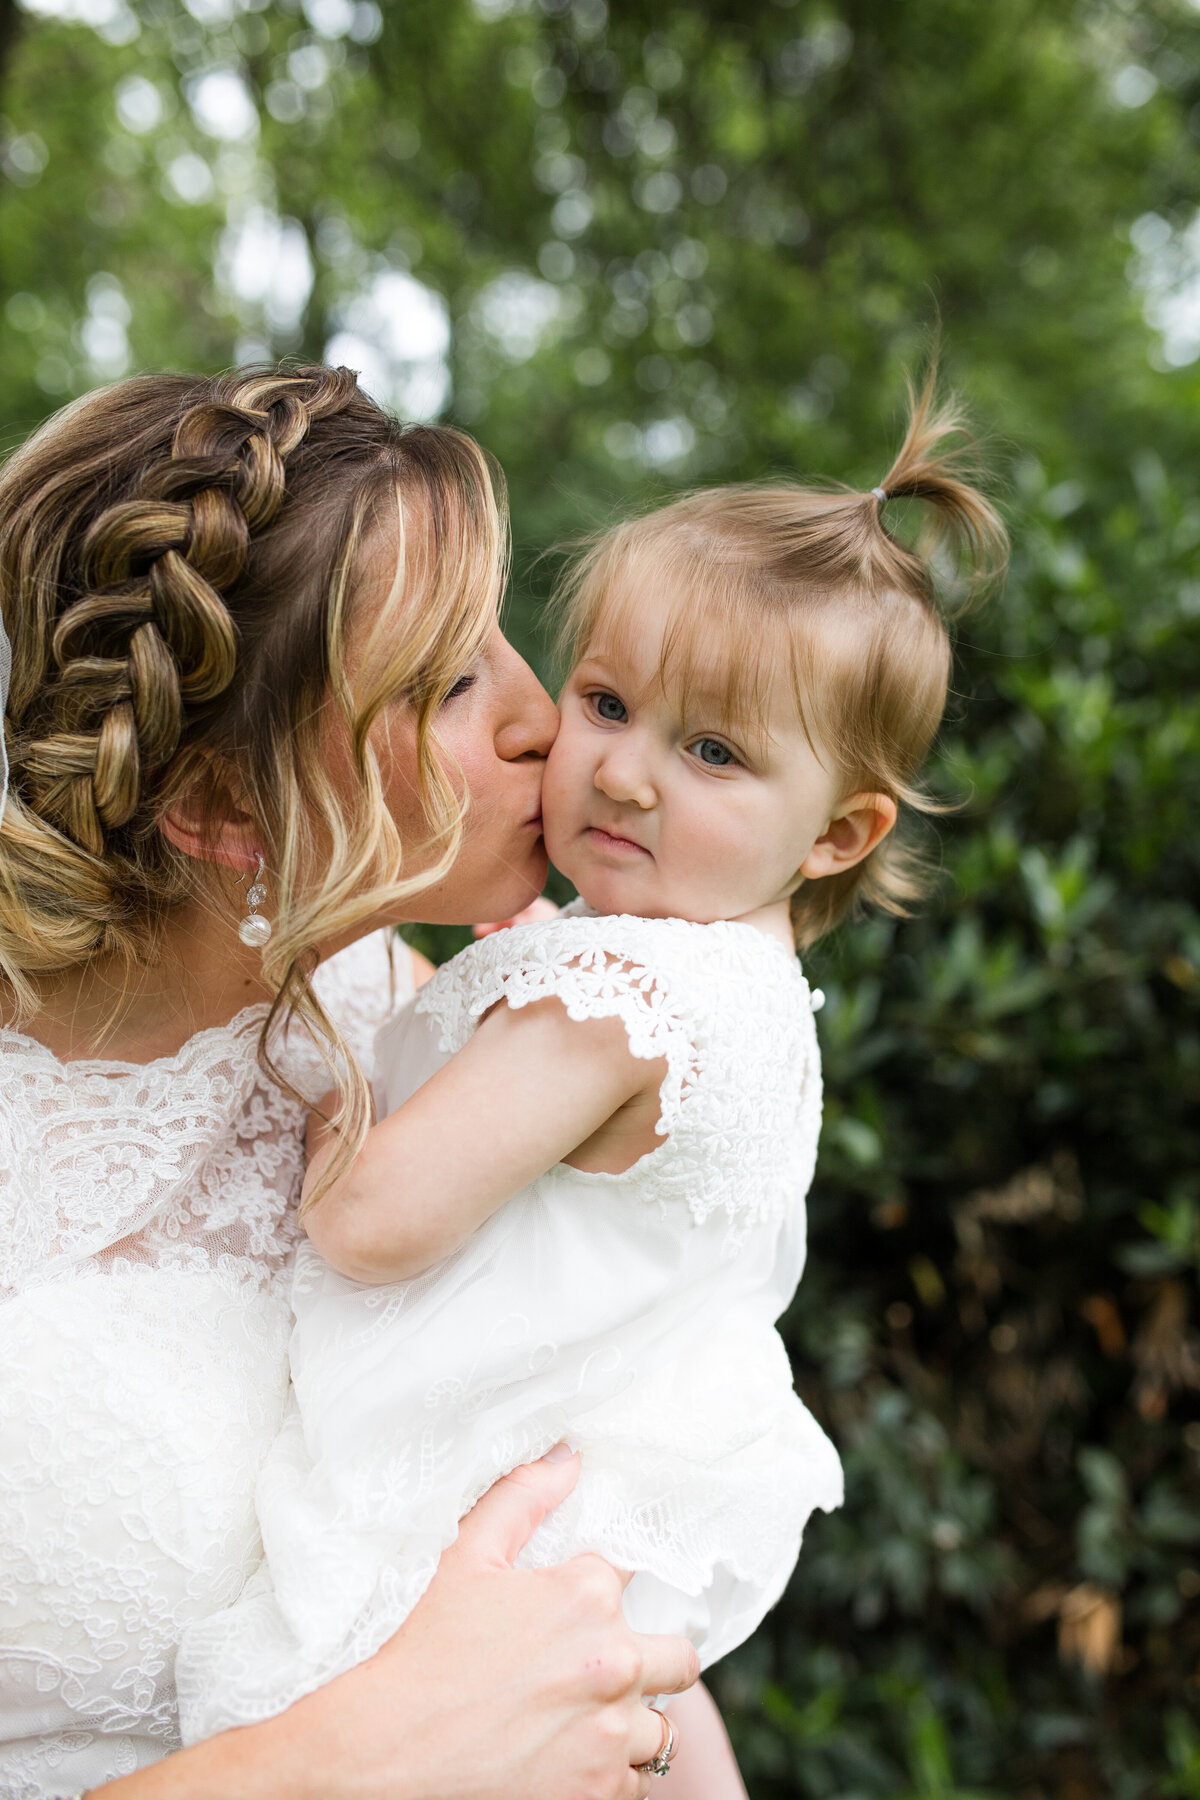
[443,673,478,701]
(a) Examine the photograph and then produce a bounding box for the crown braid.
[0,365,509,1190]
[13,372,355,859]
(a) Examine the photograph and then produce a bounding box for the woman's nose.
[492,633,559,762]
[594,742,657,810]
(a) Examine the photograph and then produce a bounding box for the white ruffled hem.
[177,1385,841,1740]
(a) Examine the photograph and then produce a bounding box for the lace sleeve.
[413,913,821,1234]
[413,915,699,1145]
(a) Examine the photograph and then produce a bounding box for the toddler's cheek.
[541,726,567,787]
[540,740,579,830]
[539,801,577,884]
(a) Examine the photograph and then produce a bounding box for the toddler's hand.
[473,896,559,938]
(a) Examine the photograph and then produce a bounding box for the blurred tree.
[1,1,1199,1794]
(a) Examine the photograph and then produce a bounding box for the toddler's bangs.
[556,522,848,765]
[557,522,881,774]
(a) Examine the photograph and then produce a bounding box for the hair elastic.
[870,486,888,504]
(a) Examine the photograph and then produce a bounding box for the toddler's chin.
[543,830,589,900]
[558,864,628,917]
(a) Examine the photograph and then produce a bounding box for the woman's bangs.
[354,472,501,731]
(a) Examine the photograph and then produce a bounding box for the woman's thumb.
[454,1447,580,1569]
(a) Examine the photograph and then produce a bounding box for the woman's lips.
[586,825,649,857]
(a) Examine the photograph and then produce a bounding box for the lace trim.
[0,930,404,1299]
[413,912,821,1232]
[416,921,698,1152]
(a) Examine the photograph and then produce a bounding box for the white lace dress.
[0,932,409,1800]
[176,907,844,1742]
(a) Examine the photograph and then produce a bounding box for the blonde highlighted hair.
[555,372,1008,945]
[0,363,506,1183]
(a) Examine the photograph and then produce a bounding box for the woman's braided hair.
[15,374,325,871]
[0,363,505,1164]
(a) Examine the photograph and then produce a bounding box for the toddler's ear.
[800,793,897,880]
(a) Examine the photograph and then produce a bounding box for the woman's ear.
[800,792,897,881]
[159,763,263,873]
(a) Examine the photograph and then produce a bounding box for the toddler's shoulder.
[414,903,819,1064]
[413,905,689,1061]
[413,906,824,1235]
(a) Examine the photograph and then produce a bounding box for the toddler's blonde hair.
[555,373,1008,945]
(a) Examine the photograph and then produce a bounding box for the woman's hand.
[277,1450,699,1800]
[98,1451,698,1800]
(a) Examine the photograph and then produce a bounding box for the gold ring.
[634,1705,678,1778]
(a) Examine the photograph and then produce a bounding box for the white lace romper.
[176,906,844,1741]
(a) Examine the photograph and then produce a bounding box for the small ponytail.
[868,366,1008,612]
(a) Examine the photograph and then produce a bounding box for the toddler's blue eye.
[594,692,627,722]
[694,738,735,766]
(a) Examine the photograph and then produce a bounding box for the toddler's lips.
[586,825,650,857]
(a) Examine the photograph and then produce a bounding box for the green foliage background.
[2,0,1198,1792]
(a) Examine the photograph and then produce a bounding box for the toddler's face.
[542,589,844,925]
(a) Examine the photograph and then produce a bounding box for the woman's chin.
[472,850,549,925]
[394,845,549,929]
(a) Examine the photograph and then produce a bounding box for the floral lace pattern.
[0,932,408,1799]
[416,903,824,1236]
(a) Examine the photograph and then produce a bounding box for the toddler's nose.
[594,745,657,811]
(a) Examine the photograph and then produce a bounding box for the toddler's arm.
[303,996,666,1283]
[664,1684,749,1800]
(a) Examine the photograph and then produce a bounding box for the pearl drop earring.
[237,854,272,947]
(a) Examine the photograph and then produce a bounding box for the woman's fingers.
[635,1630,702,1697]
[629,1700,672,1771]
[451,1449,580,1569]
[250,1446,698,1800]
[425,1454,696,1800]
[568,1549,634,1591]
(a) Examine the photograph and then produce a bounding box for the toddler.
[177,380,1005,1758]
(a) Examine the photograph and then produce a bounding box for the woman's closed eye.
[688,736,740,768]
[442,671,478,702]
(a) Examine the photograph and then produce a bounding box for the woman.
[0,364,712,1799]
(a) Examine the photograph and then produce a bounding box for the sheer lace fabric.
[0,933,407,1800]
[177,908,843,1741]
